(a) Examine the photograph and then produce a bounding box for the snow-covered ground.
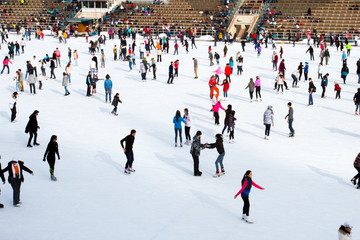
[0,34,359,240]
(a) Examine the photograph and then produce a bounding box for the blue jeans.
[105,88,112,102]
[288,119,294,133]
[358,74,360,83]
[67,73,71,84]
[356,104,360,112]
[309,92,313,105]
[129,61,133,70]
[1,65,9,74]
[16,81,20,91]
[224,91,228,98]
[174,128,182,143]
[215,152,225,171]
[64,86,69,93]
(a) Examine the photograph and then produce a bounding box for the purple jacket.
[255,78,261,87]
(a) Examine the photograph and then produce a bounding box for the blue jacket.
[229,60,234,67]
[321,77,328,87]
[104,78,113,89]
[304,65,309,73]
[173,116,186,129]
[241,177,252,196]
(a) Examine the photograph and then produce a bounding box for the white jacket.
[183,113,191,127]
[338,231,352,240]
[318,65,323,74]
[9,97,16,109]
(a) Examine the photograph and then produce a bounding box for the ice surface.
[0,34,359,240]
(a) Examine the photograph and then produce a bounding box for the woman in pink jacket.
[254,76,262,101]
[1,56,12,74]
[211,99,225,125]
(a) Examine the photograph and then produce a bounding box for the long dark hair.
[241,170,252,185]
[50,135,57,142]
[175,110,181,121]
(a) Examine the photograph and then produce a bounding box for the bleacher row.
[258,0,360,38]
[0,0,79,30]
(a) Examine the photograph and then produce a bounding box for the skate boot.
[51,174,57,181]
[351,178,356,185]
[221,168,225,175]
[213,170,220,177]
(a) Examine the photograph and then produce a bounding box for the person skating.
[334,82,341,99]
[173,110,186,147]
[111,93,122,116]
[341,63,349,84]
[193,58,198,79]
[353,88,360,115]
[351,152,360,189]
[25,110,40,147]
[285,102,295,137]
[263,105,274,140]
[167,61,174,84]
[211,99,225,125]
[221,104,232,136]
[86,71,92,96]
[104,74,113,103]
[62,72,70,96]
[9,92,18,122]
[308,78,316,105]
[321,73,329,98]
[234,170,264,223]
[50,58,56,79]
[228,110,236,143]
[0,155,5,208]
[183,108,191,145]
[220,79,230,100]
[1,56,12,74]
[224,63,231,83]
[291,69,299,88]
[2,158,34,207]
[245,78,255,102]
[190,131,206,176]
[120,129,136,174]
[304,62,309,81]
[206,134,225,177]
[338,222,353,240]
[43,135,60,181]
[255,76,262,101]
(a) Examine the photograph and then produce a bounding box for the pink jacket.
[235,181,263,197]
[3,59,12,65]
[255,78,261,87]
[211,102,225,112]
[214,67,223,75]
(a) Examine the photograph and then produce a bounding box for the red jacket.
[222,82,230,92]
[208,77,216,87]
[334,83,341,91]
[224,66,231,76]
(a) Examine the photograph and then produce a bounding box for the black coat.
[354,92,360,104]
[207,139,225,154]
[112,96,122,107]
[44,141,60,160]
[27,63,34,75]
[25,113,39,133]
[2,161,33,183]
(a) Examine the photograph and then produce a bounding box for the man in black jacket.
[2,159,33,207]
[25,110,40,147]
[0,155,5,208]
[167,61,174,84]
[120,129,136,174]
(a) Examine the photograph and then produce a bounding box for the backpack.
[313,86,316,93]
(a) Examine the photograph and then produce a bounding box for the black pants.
[291,74,297,87]
[10,178,21,205]
[30,83,36,94]
[39,81,42,90]
[277,84,284,92]
[265,124,271,136]
[214,112,220,125]
[125,150,134,169]
[256,86,261,99]
[47,156,56,175]
[336,90,341,99]
[192,152,201,176]
[87,84,91,96]
[229,127,234,140]
[28,132,37,146]
[157,55,162,62]
[298,71,302,81]
[321,86,326,98]
[175,68,178,77]
[11,106,16,122]
[167,73,174,84]
[304,72,308,80]
[50,68,55,78]
[226,75,231,83]
[249,91,253,100]
[241,195,250,215]
[185,126,191,141]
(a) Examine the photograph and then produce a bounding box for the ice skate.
[128,168,135,172]
[51,175,57,181]
[124,168,130,174]
[213,171,221,178]
[351,178,356,185]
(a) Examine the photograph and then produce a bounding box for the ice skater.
[234,170,264,223]
[206,134,225,177]
[173,110,186,147]
[43,135,60,181]
[263,105,274,140]
[351,152,360,189]
[25,110,40,147]
[190,131,206,176]
[120,129,136,174]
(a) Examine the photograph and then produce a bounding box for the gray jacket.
[263,109,274,125]
[190,136,204,156]
[286,107,294,120]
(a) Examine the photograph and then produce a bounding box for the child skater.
[111,93,122,116]
[234,170,265,223]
